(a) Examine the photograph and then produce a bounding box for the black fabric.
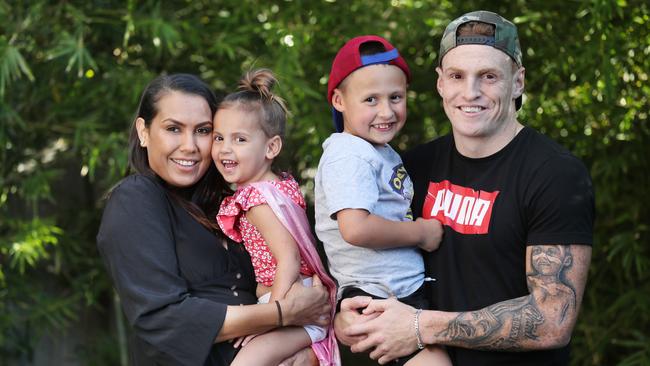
[337,285,431,366]
[97,174,257,366]
[402,127,594,366]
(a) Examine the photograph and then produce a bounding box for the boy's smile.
[332,64,408,146]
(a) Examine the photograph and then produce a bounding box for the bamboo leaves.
[47,29,98,78]
[0,36,34,97]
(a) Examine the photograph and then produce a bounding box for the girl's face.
[136,91,213,188]
[212,106,280,186]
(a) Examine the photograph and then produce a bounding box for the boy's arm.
[337,208,442,251]
[246,204,301,302]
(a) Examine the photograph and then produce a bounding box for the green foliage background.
[1,0,648,365]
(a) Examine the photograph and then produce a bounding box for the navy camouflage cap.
[439,10,524,109]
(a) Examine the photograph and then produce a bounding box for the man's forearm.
[423,295,549,351]
[421,245,590,351]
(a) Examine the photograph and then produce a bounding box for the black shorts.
[337,285,428,366]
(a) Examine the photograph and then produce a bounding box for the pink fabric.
[251,181,341,366]
[217,177,313,286]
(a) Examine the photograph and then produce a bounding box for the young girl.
[212,69,340,366]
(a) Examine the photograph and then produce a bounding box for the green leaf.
[0,37,35,97]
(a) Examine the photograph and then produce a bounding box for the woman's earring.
[140,140,145,147]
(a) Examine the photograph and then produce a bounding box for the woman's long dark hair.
[127,74,228,231]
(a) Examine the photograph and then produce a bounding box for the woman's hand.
[282,275,330,327]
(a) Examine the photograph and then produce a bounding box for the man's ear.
[266,135,282,160]
[331,88,345,113]
[513,66,526,99]
[135,117,149,147]
[435,67,444,97]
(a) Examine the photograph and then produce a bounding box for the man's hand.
[333,296,377,346]
[415,218,443,252]
[346,298,420,364]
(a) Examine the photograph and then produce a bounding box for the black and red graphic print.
[422,180,499,234]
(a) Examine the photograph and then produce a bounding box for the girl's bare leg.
[404,345,452,366]
[230,326,312,366]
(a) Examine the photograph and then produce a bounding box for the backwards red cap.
[327,35,411,132]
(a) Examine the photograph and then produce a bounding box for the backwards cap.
[327,35,411,132]
[439,11,524,109]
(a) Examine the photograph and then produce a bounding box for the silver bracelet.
[414,308,424,350]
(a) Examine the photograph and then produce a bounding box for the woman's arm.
[246,203,301,301]
[216,275,330,342]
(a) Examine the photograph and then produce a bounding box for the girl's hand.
[233,332,261,348]
[282,275,330,327]
[278,346,318,366]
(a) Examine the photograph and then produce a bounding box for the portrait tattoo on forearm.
[438,245,576,350]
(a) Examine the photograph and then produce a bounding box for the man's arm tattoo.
[437,245,577,350]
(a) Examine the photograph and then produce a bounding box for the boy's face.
[332,64,407,146]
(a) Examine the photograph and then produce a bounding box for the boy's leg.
[230,326,312,366]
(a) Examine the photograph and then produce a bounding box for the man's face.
[436,45,524,146]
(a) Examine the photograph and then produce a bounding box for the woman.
[97,74,329,365]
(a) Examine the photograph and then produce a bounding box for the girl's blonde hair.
[219,68,290,140]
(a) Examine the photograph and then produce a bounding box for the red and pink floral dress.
[217,174,314,287]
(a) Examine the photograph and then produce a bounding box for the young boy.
[314,35,450,365]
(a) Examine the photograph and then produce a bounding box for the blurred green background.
[1,0,648,365]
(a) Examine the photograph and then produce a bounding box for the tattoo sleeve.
[437,244,584,351]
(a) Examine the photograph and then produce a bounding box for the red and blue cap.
[327,35,411,133]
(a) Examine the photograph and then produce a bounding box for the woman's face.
[137,91,214,188]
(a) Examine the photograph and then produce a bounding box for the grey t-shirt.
[315,132,424,299]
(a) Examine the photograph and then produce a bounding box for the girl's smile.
[212,106,280,186]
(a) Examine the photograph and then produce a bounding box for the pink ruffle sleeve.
[216,185,264,242]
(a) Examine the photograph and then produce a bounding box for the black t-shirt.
[403,127,594,366]
[97,174,257,366]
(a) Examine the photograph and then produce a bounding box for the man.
[335,10,594,366]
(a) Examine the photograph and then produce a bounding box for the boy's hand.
[415,218,443,252]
